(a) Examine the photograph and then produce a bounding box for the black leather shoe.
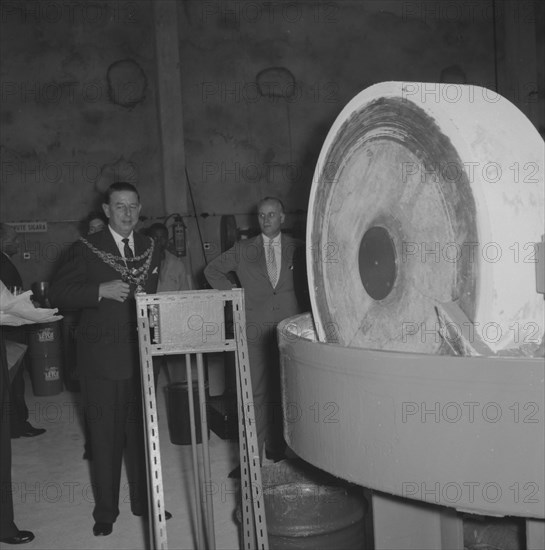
[228,465,241,479]
[13,425,46,438]
[0,530,35,544]
[93,522,112,536]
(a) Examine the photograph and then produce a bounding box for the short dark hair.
[258,196,284,213]
[80,211,107,235]
[104,182,140,204]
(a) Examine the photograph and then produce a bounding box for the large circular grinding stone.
[307,82,544,354]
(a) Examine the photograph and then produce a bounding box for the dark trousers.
[9,366,29,434]
[80,375,147,524]
[3,327,29,435]
[248,328,285,460]
[0,334,17,539]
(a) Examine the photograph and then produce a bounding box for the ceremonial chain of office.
[79,237,155,293]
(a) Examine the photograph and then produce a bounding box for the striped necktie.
[122,238,134,259]
[266,240,277,287]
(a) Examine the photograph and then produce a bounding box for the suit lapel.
[133,231,146,256]
[134,232,158,292]
[256,235,269,281]
[277,234,290,287]
[94,228,121,257]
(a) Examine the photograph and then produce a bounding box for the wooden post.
[152,0,188,215]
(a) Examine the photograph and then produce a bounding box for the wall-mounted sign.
[8,222,48,233]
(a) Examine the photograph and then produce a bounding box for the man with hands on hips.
[49,182,169,537]
[204,197,309,473]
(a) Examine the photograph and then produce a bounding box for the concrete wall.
[1,0,163,285]
[1,0,541,289]
[177,0,497,276]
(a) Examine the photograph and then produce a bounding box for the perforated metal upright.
[136,289,269,550]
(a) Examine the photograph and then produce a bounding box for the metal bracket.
[136,289,269,550]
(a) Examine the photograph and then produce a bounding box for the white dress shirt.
[108,226,135,259]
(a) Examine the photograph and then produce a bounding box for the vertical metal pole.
[197,352,216,550]
[232,292,269,549]
[235,349,256,550]
[137,306,168,549]
[185,354,203,549]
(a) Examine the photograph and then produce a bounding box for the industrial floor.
[8,366,243,550]
[7,366,527,550]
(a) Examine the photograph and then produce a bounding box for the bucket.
[166,381,210,445]
[238,459,368,549]
[28,320,63,396]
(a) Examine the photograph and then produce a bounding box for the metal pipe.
[185,354,203,549]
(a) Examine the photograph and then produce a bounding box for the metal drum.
[279,313,544,519]
[237,458,369,549]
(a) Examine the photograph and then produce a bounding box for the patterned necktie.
[122,238,134,259]
[267,240,277,287]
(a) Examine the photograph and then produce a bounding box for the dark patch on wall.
[46,133,61,152]
[106,58,147,108]
[237,138,260,153]
[1,111,14,125]
[263,148,276,164]
[256,67,296,98]
[81,109,105,126]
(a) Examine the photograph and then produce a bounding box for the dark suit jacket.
[0,254,26,343]
[204,233,309,339]
[0,253,23,289]
[49,229,160,380]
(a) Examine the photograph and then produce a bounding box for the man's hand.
[99,280,130,302]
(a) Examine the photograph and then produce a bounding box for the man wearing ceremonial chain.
[50,182,163,537]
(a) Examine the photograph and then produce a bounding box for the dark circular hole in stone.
[358,226,397,301]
